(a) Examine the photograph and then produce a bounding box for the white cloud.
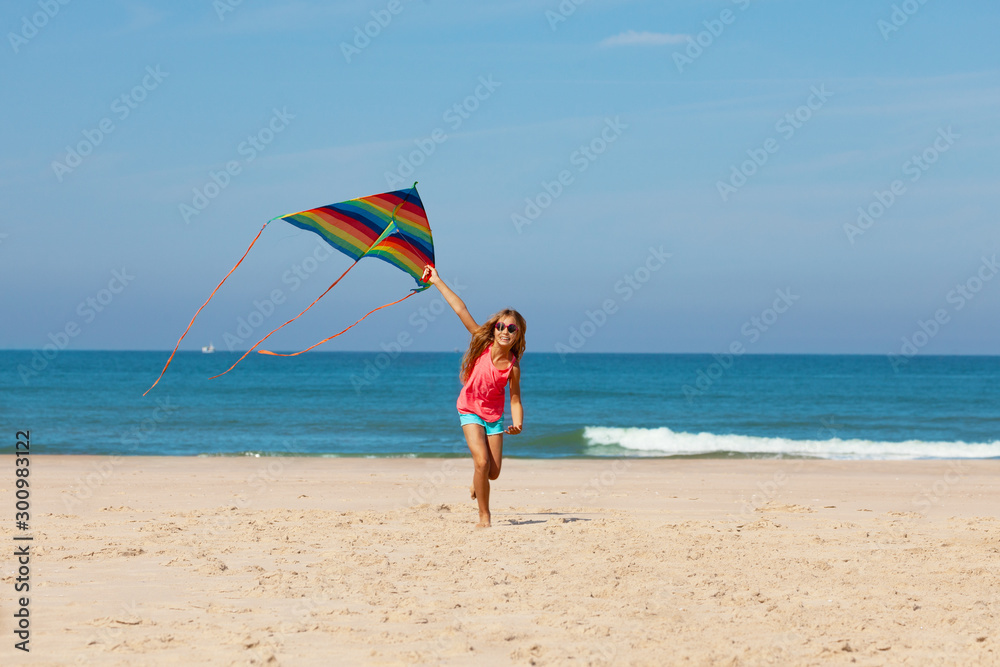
[600,30,689,47]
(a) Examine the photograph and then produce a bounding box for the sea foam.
[582,426,1000,460]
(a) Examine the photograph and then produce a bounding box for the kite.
[144,184,434,395]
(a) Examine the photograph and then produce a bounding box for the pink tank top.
[456,344,517,421]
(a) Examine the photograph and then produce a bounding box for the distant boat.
[202,342,215,354]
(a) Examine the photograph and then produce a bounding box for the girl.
[421,265,524,528]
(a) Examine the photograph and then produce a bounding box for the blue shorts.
[459,412,505,435]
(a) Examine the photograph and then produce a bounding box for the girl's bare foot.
[475,513,491,528]
[470,484,476,500]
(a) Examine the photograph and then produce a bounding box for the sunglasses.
[494,322,518,334]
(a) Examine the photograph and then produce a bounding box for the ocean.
[3,351,999,459]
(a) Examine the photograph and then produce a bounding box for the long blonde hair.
[460,308,526,383]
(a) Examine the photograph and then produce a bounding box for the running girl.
[421,266,524,528]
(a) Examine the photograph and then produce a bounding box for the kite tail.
[207,260,362,380]
[258,287,428,357]
[143,219,275,396]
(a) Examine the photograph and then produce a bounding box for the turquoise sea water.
[3,351,999,459]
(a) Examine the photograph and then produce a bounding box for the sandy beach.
[2,456,997,665]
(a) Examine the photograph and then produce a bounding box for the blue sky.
[2,0,998,356]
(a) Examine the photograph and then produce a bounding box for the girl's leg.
[486,433,504,480]
[469,433,505,491]
[463,424,492,527]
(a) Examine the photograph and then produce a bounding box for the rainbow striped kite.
[282,187,433,285]
[145,184,434,395]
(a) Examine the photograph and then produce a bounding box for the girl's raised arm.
[422,266,478,334]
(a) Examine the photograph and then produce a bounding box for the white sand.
[2,456,997,665]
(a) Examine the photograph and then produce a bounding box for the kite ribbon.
[143,218,278,396]
[256,285,429,357]
[208,191,423,379]
[206,259,361,380]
